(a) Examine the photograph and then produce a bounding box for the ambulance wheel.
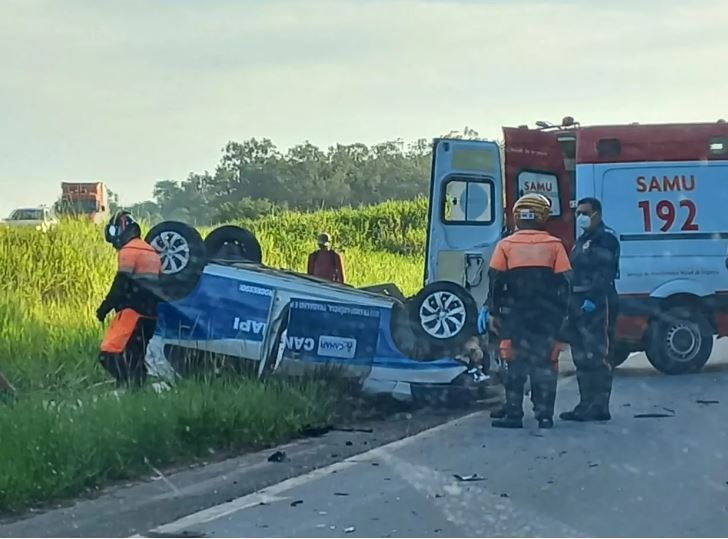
[145,221,206,301]
[645,306,713,375]
[204,225,262,264]
[407,281,477,356]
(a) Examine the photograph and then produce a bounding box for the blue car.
[142,221,489,402]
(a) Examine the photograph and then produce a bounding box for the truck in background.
[56,182,110,224]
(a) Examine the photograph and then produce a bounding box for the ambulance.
[426,118,728,374]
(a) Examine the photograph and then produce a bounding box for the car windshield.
[9,209,43,220]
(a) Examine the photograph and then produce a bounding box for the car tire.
[406,281,478,357]
[145,221,206,301]
[645,306,713,375]
[204,225,262,264]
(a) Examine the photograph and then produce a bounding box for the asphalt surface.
[143,342,728,538]
[2,342,727,538]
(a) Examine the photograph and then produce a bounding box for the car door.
[503,127,575,251]
[425,138,503,307]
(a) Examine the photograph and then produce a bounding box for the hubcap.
[419,291,466,339]
[150,231,191,275]
[665,323,700,362]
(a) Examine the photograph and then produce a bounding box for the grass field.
[0,199,427,512]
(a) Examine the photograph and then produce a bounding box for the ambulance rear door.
[503,127,575,251]
[425,138,503,307]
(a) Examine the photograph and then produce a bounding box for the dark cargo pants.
[503,335,558,421]
[570,297,613,414]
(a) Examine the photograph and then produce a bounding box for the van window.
[597,138,621,159]
[516,171,561,216]
[442,177,494,224]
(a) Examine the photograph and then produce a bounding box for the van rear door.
[425,138,503,307]
[503,127,575,251]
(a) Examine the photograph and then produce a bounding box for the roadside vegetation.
[0,199,427,513]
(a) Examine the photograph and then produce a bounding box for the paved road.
[145,342,728,538]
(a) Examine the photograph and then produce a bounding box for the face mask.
[576,214,592,231]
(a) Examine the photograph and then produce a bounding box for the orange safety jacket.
[100,238,161,354]
[487,229,572,362]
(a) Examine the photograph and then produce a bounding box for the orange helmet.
[513,193,551,223]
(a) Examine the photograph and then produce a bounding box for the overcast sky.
[1,0,726,216]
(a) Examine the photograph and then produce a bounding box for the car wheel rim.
[419,291,466,339]
[151,231,190,275]
[665,323,700,362]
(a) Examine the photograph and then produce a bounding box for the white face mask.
[576,214,592,231]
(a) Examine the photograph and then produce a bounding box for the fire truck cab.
[426,118,728,375]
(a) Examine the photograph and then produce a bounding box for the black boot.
[490,406,506,419]
[538,417,554,429]
[560,405,610,422]
[492,416,523,429]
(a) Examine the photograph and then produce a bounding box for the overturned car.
[142,221,492,402]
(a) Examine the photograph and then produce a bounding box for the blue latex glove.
[581,299,596,313]
[477,307,489,335]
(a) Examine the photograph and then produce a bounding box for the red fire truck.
[425,117,728,374]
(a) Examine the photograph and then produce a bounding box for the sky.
[1,0,727,216]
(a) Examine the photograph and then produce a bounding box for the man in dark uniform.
[560,197,621,422]
[97,211,162,387]
[488,194,572,429]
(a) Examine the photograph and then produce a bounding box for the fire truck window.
[597,138,621,159]
[709,137,727,155]
[442,179,494,224]
[517,171,561,217]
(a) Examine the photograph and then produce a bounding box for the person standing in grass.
[97,211,162,387]
[307,232,346,283]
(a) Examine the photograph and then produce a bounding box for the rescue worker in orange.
[97,211,161,387]
[307,233,346,283]
[488,194,572,429]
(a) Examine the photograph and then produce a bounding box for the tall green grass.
[0,377,343,513]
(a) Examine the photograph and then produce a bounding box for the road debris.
[290,500,303,507]
[696,399,720,405]
[345,441,353,446]
[147,531,205,538]
[634,413,674,418]
[345,526,356,533]
[334,492,350,496]
[267,450,287,463]
[453,473,485,482]
[500,493,510,498]
[300,425,332,437]
[333,427,374,433]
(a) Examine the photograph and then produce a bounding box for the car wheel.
[145,221,206,301]
[645,306,713,375]
[407,281,477,357]
[204,225,262,264]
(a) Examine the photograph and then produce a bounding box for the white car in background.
[2,207,57,231]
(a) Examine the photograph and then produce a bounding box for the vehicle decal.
[155,273,274,343]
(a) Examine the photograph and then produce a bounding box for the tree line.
[127,128,482,225]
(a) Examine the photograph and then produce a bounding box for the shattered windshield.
[1,2,727,538]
